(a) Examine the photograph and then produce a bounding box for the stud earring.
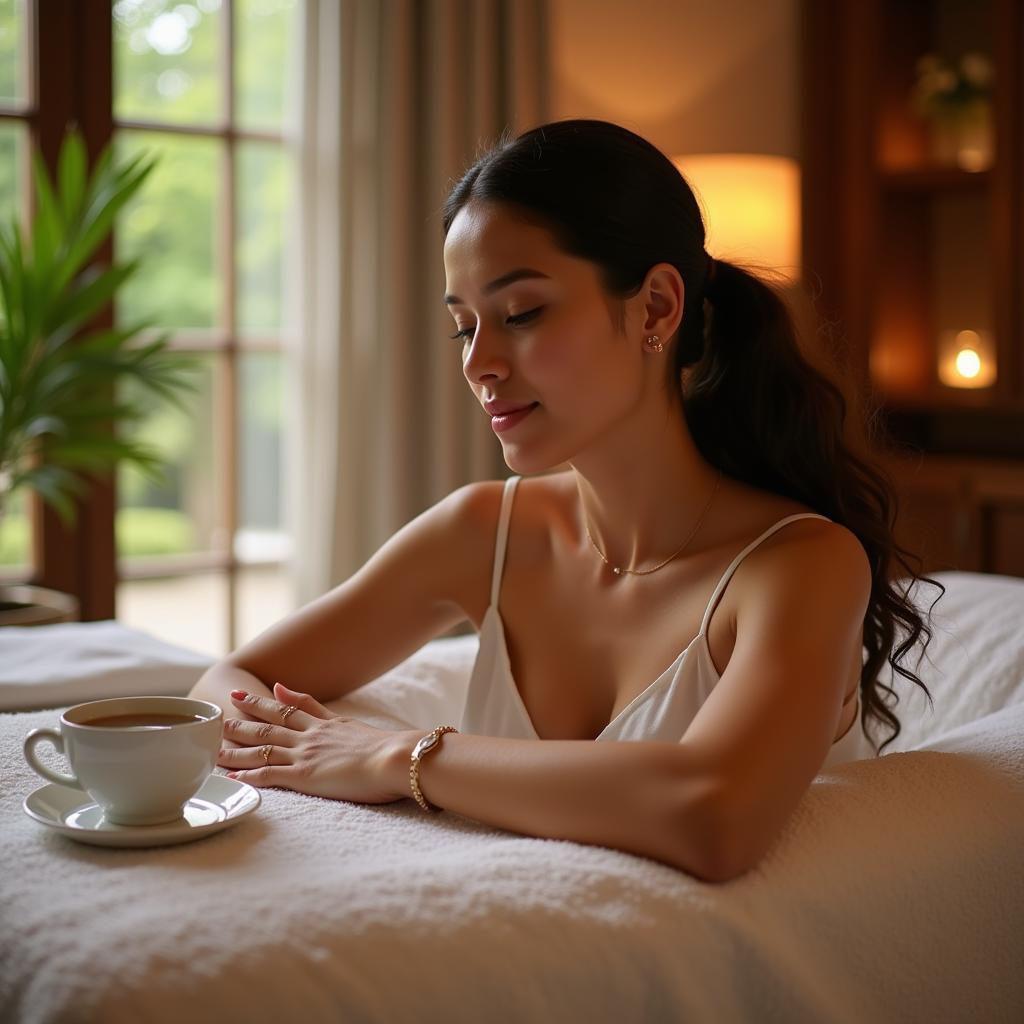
[645,335,663,352]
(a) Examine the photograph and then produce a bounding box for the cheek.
[525,312,602,379]
[530,319,620,389]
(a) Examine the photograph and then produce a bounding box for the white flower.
[960,51,993,89]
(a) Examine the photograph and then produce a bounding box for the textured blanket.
[2,572,1023,1023]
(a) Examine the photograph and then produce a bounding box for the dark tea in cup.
[85,713,208,729]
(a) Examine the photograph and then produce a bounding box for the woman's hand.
[216,682,412,805]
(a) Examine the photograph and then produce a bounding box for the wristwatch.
[409,725,459,812]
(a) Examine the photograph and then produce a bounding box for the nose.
[461,328,509,388]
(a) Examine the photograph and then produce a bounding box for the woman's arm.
[373,524,871,884]
[380,730,727,881]
[212,690,725,877]
[216,483,488,703]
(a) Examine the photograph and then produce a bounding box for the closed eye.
[449,306,543,341]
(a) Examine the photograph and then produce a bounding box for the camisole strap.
[697,512,833,637]
[490,475,522,607]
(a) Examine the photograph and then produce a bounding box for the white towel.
[0,620,215,712]
[3,673,1022,1023]
[3,571,1024,1021]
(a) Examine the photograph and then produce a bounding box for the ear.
[641,262,685,339]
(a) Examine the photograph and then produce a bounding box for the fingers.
[229,689,313,728]
[224,764,296,789]
[222,717,296,747]
[273,682,334,718]
[219,741,292,771]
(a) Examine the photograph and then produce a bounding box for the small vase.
[928,100,994,171]
[955,99,994,171]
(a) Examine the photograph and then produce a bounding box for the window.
[0,0,33,578]
[1,0,300,658]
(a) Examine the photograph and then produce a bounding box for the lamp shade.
[671,154,801,280]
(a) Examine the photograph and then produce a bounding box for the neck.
[568,408,723,575]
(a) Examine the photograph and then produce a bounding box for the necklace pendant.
[612,566,622,575]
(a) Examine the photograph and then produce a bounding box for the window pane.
[0,484,30,573]
[235,0,299,133]
[117,571,229,659]
[0,119,29,575]
[237,141,291,333]
[113,0,224,128]
[114,129,221,330]
[235,563,293,649]
[0,119,26,249]
[0,0,28,106]
[237,351,287,556]
[116,352,227,559]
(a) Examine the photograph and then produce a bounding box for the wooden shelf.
[875,165,992,190]
[801,0,1024,577]
[802,0,1023,427]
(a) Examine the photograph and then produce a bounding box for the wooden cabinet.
[881,453,1024,576]
[801,0,1024,577]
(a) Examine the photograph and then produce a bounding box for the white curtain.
[282,0,551,609]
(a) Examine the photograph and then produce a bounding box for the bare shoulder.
[456,471,568,539]
[734,513,873,622]
[451,473,564,624]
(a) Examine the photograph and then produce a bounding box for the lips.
[484,400,538,416]
[489,402,538,434]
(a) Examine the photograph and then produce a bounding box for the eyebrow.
[444,268,552,306]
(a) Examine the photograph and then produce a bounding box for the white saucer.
[22,773,261,848]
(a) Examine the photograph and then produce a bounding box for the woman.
[189,119,942,881]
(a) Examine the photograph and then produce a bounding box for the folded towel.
[0,620,215,712]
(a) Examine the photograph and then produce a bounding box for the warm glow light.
[954,348,981,379]
[938,328,996,388]
[671,154,800,280]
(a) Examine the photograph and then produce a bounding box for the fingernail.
[226,772,238,779]
[230,689,247,700]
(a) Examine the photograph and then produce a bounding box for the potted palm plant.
[0,127,201,625]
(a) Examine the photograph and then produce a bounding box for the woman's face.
[443,202,649,473]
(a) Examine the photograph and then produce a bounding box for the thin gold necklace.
[582,469,723,576]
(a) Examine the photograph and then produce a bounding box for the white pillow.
[326,634,477,730]
[880,570,1024,751]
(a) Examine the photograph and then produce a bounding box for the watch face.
[413,734,437,758]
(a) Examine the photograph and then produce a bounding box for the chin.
[500,445,574,479]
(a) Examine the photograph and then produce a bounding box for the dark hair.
[442,117,944,756]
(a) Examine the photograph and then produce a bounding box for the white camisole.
[459,474,876,770]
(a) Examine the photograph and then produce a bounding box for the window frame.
[0,0,289,654]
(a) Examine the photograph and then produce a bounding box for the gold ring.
[280,704,298,723]
[260,744,273,764]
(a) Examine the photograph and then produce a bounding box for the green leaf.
[21,415,67,440]
[43,261,137,338]
[61,153,159,287]
[29,148,63,274]
[15,463,86,528]
[56,130,87,229]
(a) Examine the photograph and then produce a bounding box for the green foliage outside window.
[0,0,296,565]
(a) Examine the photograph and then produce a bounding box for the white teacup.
[23,696,224,826]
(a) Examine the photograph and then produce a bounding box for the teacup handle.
[24,728,80,787]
